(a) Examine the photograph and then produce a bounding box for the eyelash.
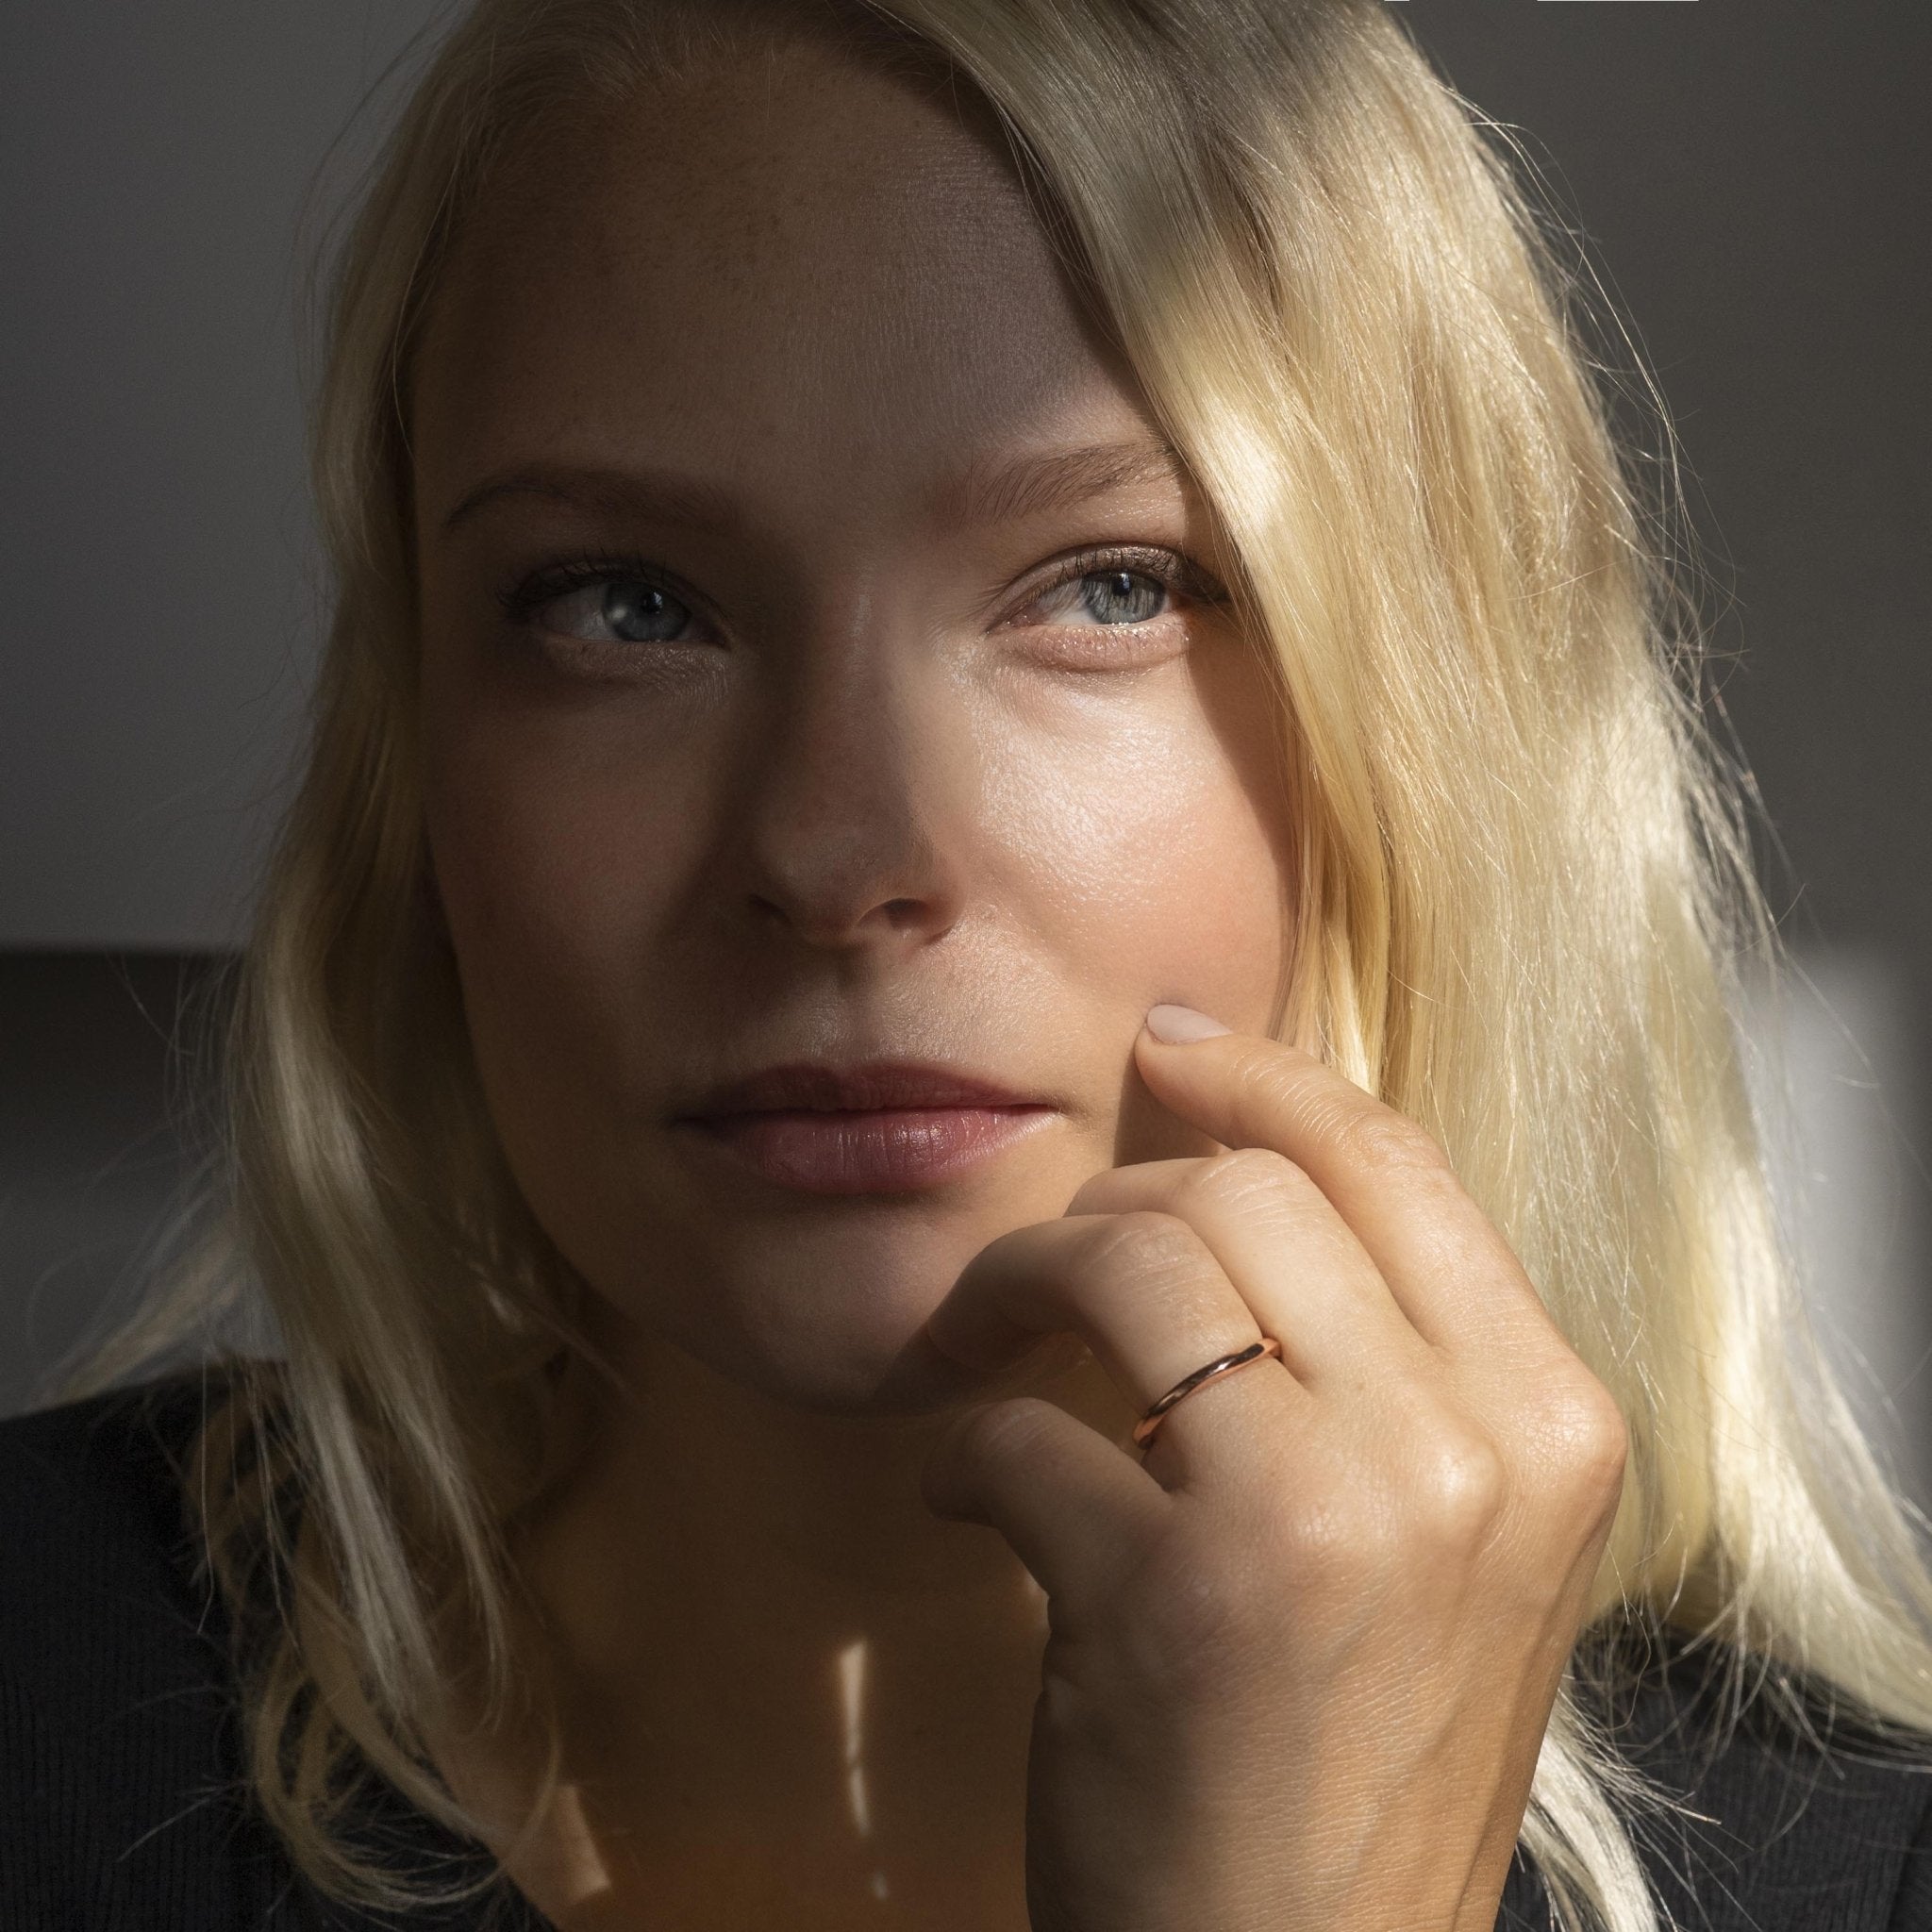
[495,544,1227,643]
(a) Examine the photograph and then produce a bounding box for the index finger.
[1133,1012,1559,1358]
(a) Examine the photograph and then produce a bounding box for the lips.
[674,1059,1057,1194]
[678,1058,1041,1117]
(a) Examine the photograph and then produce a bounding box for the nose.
[729,620,971,956]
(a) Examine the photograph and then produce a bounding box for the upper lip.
[677,1059,1047,1117]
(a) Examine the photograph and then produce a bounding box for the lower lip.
[680,1105,1057,1193]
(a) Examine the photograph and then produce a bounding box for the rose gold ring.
[1132,1336,1284,1452]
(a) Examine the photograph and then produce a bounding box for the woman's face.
[412,35,1294,1414]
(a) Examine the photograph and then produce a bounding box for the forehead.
[409,32,1167,526]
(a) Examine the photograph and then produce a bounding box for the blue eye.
[526,574,693,645]
[498,544,1224,661]
[1018,550,1208,637]
[1077,570,1169,625]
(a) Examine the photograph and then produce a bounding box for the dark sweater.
[3,1376,1931,1931]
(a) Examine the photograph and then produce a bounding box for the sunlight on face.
[410,32,1294,1414]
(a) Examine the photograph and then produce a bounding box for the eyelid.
[1004,542,1228,624]
[497,552,708,630]
[496,541,1231,643]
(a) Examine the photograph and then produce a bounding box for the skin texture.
[409,29,1626,1932]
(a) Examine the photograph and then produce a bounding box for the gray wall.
[3,5,1929,1459]
[0,954,227,1413]
[1,0,450,948]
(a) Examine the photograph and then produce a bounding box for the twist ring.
[1132,1336,1284,1452]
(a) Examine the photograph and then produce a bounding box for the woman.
[6,0,1932,1925]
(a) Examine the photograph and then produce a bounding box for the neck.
[504,1313,1135,1882]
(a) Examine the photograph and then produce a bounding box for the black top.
[4,1377,1932,1931]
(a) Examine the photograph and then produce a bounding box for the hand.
[919,1011,1628,1932]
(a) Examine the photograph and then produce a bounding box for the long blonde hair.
[67,0,1932,1924]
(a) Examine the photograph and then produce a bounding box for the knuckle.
[1085,1208,1208,1286]
[949,1395,1058,1472]
[1236,1445,1386,1579]
[1231,1054,1450,1180]
[1546,1376,1632,1502]
[1236,1052,1322,1133]
[1409,1431,1508,1546]
[1187,1144,1308,1213]
[1336,1105,1450,1176]
[1274,1490,1380,1577]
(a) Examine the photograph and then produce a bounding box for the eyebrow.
[937,438,1193,525]
[436,438,1192,540]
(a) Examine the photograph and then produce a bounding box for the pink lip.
[678,1104,1057,1194]
[681,1058,1039,1115]
[673,1058,1058,1194]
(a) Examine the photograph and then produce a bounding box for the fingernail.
[1144,1003,1232,1043]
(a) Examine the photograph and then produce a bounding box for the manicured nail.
[1144,1003,1232,1043]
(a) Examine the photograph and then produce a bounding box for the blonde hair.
[66,0,1932,1924]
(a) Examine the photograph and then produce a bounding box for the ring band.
[1132,1336,1283,1451]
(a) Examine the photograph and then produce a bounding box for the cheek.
[420,625,1294,1107]
[430,752,686,968]
[422,658,1294,1069]
[417,670,712,1107]
[979,675,1291,1014]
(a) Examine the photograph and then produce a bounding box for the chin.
[546,1133,1107,1420]
[625,1224,1061,1421]
[704,1274,1002,1417]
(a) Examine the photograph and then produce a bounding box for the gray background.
[4,5,1929,1486]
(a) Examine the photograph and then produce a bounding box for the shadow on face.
[408,25,1296,1413]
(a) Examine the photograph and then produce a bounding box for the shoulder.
[0,1373,231,1688]
[1504,1619,1932,1931]
[0,1370,299,1926]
